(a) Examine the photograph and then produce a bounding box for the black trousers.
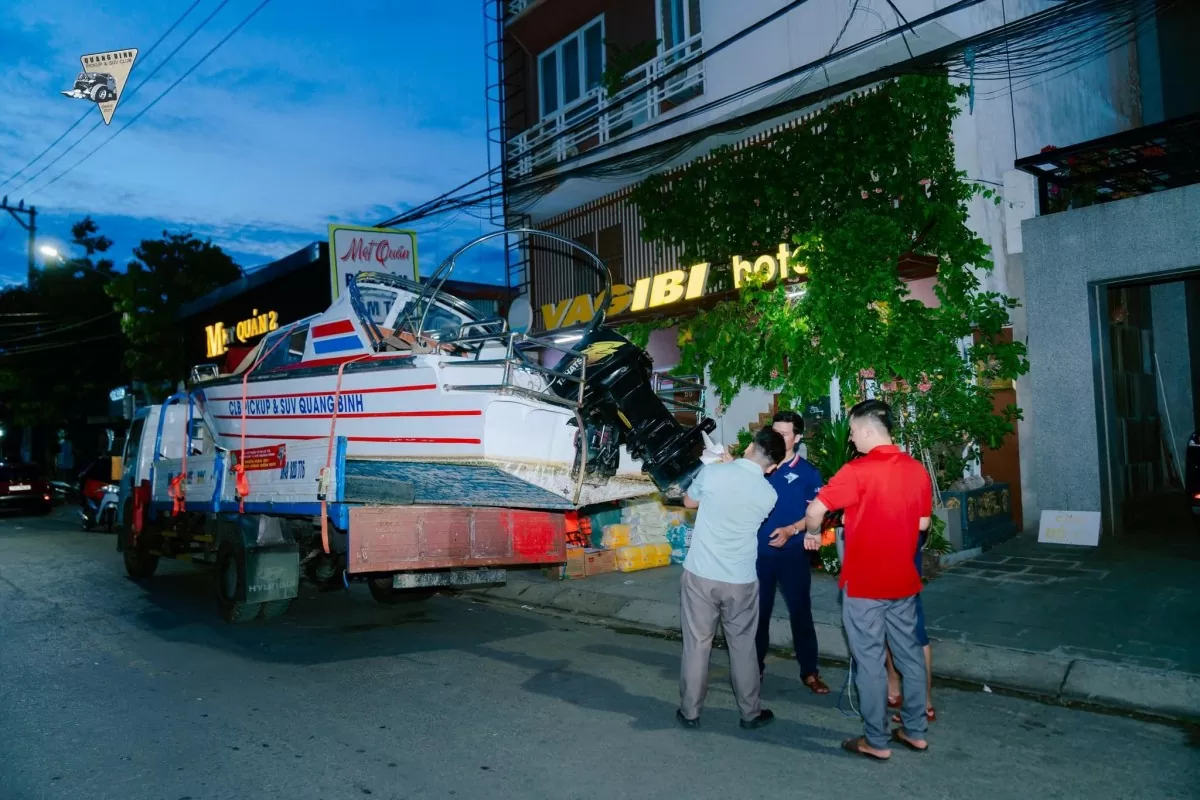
[755,547,820,677]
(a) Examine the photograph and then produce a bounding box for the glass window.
[584,23,604,90]
[561,38,581,106]
[539,52,559,116]
[0,464,41,482]
[124,418,144,468]
[660,0,701,50]
[398,301,466,339]
[357,286,401,327]
[537,16,605,119]
[287,326,308,359]
[257,324,311,371]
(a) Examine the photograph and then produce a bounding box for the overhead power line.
[0,0,207,193]
[382,0,1165,227]
[0,311,119,347]
[13,0,245,198]
[378,0,825,229]
[0,332,122,357]
[377,0,985,228]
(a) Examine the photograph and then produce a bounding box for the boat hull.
[193,355,656,508]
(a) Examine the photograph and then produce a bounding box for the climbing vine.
[628,74,1028,489]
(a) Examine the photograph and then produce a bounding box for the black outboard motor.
[547,327,716,504]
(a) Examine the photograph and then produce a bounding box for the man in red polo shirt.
[800,399,932,760]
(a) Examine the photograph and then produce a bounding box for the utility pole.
[0,195,37,286]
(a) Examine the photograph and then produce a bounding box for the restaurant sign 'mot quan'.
[205,308,280,358]
[542,242,808,330]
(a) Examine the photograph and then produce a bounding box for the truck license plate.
[391,569,506,590]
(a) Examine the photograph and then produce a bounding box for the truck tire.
[367,577,435,605]
[121,500,159,579]
[215,540,260,624]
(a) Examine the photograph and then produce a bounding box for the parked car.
[0,462,53,515]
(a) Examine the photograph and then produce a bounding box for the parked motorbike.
[81,483,119,532]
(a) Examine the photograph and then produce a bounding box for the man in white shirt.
[678,426,786,730]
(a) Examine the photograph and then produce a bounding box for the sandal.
[841,736,890,761]
[803,673,831,695]
[890,729,929,752]
[891,707,936,724]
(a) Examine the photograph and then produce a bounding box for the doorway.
[1097,276,1199,536]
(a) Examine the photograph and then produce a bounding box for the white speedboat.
[188,229,715,510]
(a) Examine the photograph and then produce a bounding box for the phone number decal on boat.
[226,394,366,417]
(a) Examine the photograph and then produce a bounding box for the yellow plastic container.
[602,524,632,549]
[615,544,649,572]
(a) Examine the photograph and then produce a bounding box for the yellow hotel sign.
[542,243,807,330]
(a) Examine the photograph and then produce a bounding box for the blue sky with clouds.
[0,0,503,287]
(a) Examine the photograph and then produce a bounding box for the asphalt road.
[1,510,1196,800]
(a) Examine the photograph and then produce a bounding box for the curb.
[467,581,1200,724]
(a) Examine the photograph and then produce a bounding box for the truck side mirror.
[110,456,124,481]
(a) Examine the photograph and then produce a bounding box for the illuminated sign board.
[204,308,280,358]
[328,224,419,299]
[542,242,808,330]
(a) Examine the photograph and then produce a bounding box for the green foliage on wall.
[628,74,1027,489]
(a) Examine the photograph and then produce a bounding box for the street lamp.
[39,245,60,259]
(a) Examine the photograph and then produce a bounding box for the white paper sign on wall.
[328,224,419,299]
[1037,510,1101,547]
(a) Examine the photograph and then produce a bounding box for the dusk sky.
[0,0,503,287]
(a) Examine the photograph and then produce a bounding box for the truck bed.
[148,438,576,522]
[342,460,574,509]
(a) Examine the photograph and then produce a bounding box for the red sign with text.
[234,445,287,472]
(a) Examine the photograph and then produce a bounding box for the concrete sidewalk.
[469,533,1200,722]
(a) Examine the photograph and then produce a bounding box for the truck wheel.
[259,599,293,619]
[121,501,159,579]
[215,541,260,624]
[367,577,435,605]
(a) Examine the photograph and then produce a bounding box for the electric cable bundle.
[381,0,1176,232]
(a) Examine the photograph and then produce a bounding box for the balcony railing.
[507,0,535,17]
[506,33,705,180]
[1014,111,1200,215]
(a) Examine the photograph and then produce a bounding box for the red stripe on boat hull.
[311,319,356,338]
[233,434,482,444]
[213,410,481,420]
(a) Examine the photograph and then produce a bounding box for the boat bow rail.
[435,330,588,410]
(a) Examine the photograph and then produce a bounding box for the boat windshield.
[349,272,483,343]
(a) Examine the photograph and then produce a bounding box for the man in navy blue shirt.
[755,410,830,694]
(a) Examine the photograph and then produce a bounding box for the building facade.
[490,0,1179,536]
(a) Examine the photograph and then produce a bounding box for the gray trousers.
[843,593,929,750]
[679,569,762,722]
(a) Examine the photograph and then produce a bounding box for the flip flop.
[841,736,890,761]
[890,729,929,753]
